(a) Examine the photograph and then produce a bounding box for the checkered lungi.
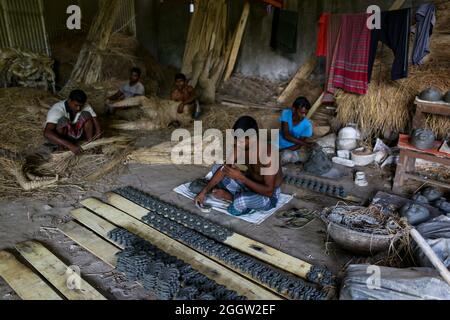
[56,111,93,140]
[211,165,281,216]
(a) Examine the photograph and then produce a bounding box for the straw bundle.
[0,155,58,191]
[127,134,223,166]
[37,136,133,176]
[109,96,192,129]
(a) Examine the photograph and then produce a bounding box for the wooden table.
[392,134,450,192]
[413,97,450,130]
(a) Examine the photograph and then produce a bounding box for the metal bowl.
[419,87,443,102]
[325,222,396,255]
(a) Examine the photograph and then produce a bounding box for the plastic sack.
[340,264,450,300]
[416,216,450,268]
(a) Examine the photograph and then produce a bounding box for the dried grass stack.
[128,134,223,166]
[336,1,450,140]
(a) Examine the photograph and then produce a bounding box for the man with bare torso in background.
[195,116,283,216]
[170,73,201,120]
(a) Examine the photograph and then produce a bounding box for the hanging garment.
[368,8,411,81]
[316,13,330,57]
[412,3,436,65]
[326,13,372,95]
[323,14,342,103]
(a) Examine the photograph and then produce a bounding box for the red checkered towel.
[327,13,371,95]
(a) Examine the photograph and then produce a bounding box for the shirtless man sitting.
[195,116,283,216]
[170,73,201,119]
[44,90,102,155]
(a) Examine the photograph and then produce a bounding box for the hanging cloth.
[316,13,330,57]
[368,8,411,81]
[326,13,372,95]
[412,3,436,65]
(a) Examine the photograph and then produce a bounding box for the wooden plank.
[102,194,295,299]
[71,208,120,245]
[404,173,450,190]
[277,55,317,105]
[389,0,405,10]
[105,192,317,282]
[307,92,325,118]
[59,221,121,268]
[223,1,250,81]
[15,241,106,300]
[79,199,281,300]
[0,251,62,300]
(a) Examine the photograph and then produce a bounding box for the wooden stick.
[223,1,250,81]
[277,55,317,105]
[15,241,106,300]
[307,92,325,118]
[105,193,318,282]
[0,251,62,300]
[389,0,406,10]
[410,228,450,286]
[79,200,282,300]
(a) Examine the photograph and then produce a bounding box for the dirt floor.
[0,120,428,301]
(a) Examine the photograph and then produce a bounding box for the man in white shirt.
[44,90,102,155]
[105,67,145,114]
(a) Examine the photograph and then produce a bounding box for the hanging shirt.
[412,3,436,65]
[278,109,313,150]
[368,9,411,81]
[316,13,330,57]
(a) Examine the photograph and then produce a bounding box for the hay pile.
[0,48,55,90]
[0,87,134,199]
[336,65,450,140]
[336,1,450,141]
[0,88,57,152]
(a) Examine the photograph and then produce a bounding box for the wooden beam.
[389,0,405,10]
[277,55,317,105]
[223,1,251,81]
[79,199,281,300]
[15,241,106,300]
[307,92,325,118]
[105,193,318,283]
[59,221,121,268]
[0,251,62,300]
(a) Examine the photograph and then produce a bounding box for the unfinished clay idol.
[304,147,333,176]
[419,87,443,102]
[444,91,450,103]
[412,194,429,204]
[421,187,443,202]
[400,203,430,225]
[410,129,436,150]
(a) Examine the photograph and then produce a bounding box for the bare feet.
[212,189,233,202]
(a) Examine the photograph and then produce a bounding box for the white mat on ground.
[173,183,294,225]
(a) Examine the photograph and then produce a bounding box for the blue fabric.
[278,109,313,150]
[211,165,280,216]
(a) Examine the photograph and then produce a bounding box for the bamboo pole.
[410,228,450,286]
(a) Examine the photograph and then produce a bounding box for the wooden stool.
[393,134,450,193]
